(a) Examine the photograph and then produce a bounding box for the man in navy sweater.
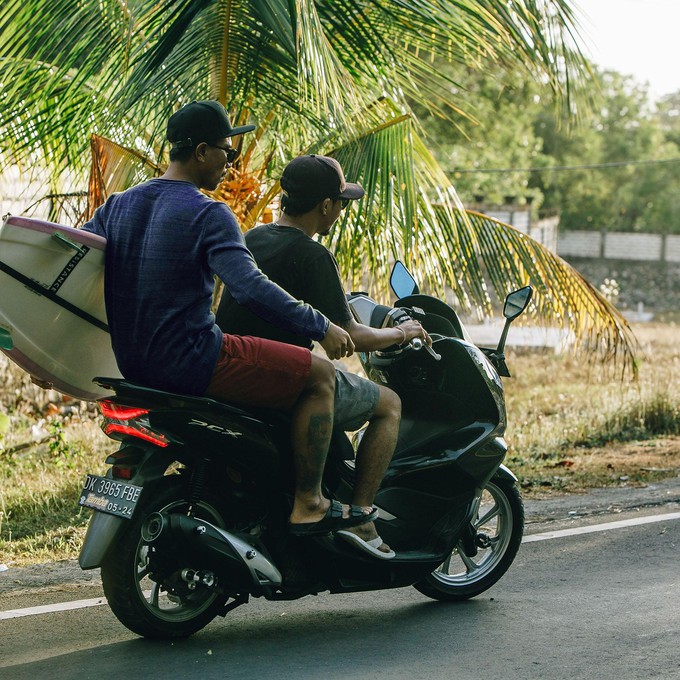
[83,101,375,536]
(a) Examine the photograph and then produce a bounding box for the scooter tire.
[100,476,230,639]
[414,477,524,601]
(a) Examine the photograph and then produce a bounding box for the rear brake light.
[102,423,170,447]
[99,401,149,420]
[98,399,170,447]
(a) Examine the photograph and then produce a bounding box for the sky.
[575,0,680,100]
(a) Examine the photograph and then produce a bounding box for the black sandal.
[289,500,378,536]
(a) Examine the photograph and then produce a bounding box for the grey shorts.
[334,369,380,432]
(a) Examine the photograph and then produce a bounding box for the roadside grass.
[0,322,678,566]
[0,412,115,566]
[0,357,116,566]
[504,322,680,495]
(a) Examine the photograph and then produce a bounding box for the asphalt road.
[1,479,679,680]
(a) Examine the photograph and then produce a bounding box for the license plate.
[78,474,142,519]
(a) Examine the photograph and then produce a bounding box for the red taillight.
[99,401,149,420]
[102,423,170,447]
[98,399,170,448]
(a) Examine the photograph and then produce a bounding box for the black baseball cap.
[166,100,256,148]
[280,155,365,203]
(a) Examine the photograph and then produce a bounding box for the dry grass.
[0,361,115,566]
[504,322,680,495]
[0,412,115,566]
[1,321,679,566]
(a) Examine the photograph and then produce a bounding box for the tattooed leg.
[288,356,337,524]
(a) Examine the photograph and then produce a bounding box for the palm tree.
[0,0,637,368]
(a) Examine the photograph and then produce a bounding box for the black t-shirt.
[216,224,353,349]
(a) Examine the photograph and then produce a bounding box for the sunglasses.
[336,198,350,209]
[207,143,240,164]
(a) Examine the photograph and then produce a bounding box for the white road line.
[1,510,679,620]
[0,596,106,620]
[522,510,680,543]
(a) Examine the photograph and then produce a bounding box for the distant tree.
[536,70,680,233]
[656,92,680,148]
[411,63,548,208]
[418,64,680,236]
[645,92,680,233]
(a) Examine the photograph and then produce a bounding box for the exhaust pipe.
[142,512,282,594]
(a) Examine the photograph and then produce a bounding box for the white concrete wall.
[557,231,602,257]
[666,235,680,262]
[558,230,680,262]
[604,233,662,260]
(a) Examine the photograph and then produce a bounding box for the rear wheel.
[100,477,230,639]
[414,478,524,601]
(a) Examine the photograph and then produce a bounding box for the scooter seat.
[93,376,290,426]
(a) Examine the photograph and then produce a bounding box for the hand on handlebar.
[398,320,440,360]
[320,321,355,360]
[398,320,432,347]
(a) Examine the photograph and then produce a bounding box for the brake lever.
[411,337,442,361]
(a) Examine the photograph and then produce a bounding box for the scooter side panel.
[373,485,474,550]
[150,408,288,484]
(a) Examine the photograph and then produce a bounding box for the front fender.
[493,463,518,483]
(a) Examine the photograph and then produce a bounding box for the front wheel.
[100,477,230,639]
[414,477,524,601]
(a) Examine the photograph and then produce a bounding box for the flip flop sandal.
[288,500,378,536]
[335,529,396,560]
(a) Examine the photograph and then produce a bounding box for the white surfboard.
[0,215,121,400]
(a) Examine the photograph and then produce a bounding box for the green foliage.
[417,64,680,233]
[536,70,680,233]
[47,421,78,468]
[411,63,550,207]
[0,0,589,178]
[0,411,9,451]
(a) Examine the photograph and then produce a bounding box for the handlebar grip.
[410,336,442,361]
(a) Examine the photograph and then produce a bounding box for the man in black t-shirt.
[217,155,428,559]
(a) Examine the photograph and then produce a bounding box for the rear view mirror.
[390,261,419,298]
[503,286,533,320]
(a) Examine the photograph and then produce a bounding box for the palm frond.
[325,120,637,372]
[456,211,638,372]
[85,135,161,222]
[1,0,592,174]
[1,0,634,370]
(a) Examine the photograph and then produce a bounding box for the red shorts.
[205,334,312,411]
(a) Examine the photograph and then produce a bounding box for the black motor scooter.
[78,262,532,639]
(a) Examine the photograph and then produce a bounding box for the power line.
[454,157,680,174]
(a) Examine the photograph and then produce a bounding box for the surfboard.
[0,215,121,400]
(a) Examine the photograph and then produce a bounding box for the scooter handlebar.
[408,335,442,361]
